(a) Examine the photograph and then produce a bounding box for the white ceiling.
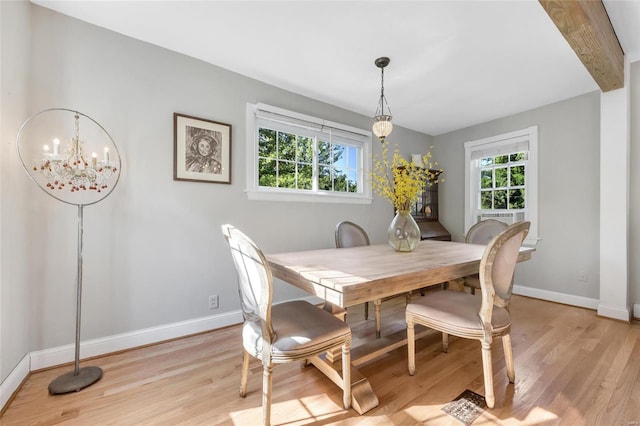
[32,0,640,136]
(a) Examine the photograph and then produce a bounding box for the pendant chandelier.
[372,56,393,141]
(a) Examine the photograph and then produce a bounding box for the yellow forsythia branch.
[371,140,443,212]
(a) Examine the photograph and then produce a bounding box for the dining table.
[266,239,535,414]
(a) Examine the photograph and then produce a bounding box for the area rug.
[441,389,487,425]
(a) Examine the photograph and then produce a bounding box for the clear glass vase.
[387,210,421,252]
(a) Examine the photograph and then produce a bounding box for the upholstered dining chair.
[463,219,508,294]
[335,220,411,339]
[335,220,371,319]
[406,221,530,409]
[222,224,352,425]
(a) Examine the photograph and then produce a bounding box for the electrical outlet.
[209,295,219,309]
[578,271,588,282]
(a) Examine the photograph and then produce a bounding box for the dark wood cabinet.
[411,174,451,241]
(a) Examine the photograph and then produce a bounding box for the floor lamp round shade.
[16,108,122,395]
[16,108,122,206]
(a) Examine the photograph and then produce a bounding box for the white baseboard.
[597,303,631,322]
[5,290,610,412]
[514,284,636,322]
[3,309,244,412]
[513,284,599,310]
[30,309,243,371]
[0,354,30,412]
[29,295,323,371]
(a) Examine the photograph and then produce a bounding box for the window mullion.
[294,136,299,190]
[312,136,318,192]
[275,130,280,187]
[331,136,336,192]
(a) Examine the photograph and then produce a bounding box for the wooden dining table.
[266,239,535,414]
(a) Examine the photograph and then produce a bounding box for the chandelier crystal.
[372,56,393,141]
[32,112,118,193]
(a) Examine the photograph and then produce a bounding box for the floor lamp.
[16,108,122,395]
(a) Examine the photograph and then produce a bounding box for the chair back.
[335,221,370,248]
[221,224,274,341]
[479,221,530,316]
[466,219,508,245]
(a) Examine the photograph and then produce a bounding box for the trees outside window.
[247,103,371,204]
[258,129,359,193]
[479,152,527,210]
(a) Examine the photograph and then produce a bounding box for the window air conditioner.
[475,211,525,225]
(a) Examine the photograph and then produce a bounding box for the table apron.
[270,250,533,308]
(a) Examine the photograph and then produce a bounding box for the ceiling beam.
[539,0,624,92]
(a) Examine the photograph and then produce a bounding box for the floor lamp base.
[48,366,103,395]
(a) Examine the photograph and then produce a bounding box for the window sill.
[246,189,372,205]
[524,236,541,246]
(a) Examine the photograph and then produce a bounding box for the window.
[246,103,372,204]
[479,152,526,210]
[464,126,538,245]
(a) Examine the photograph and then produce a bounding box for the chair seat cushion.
[243,300,351,361]
[406,290,510,338]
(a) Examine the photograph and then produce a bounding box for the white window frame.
[464,126,539,245]
[246,103,372,204]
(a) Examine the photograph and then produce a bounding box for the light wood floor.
[2,294,640,425]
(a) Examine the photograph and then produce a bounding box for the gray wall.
[629,61,640,309]
[1,0,32,383]
[2,3,432,357]
[433,92,601,299]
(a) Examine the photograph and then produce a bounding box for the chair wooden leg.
[442,333,449,353]
[342,339,352,409]
[364,301,369,320]
[239,350,250,398]
[374,299,382,338]
[262,360,273,426]
[481,342,495,409]
[502,333,515,383]
[407,317,416,375]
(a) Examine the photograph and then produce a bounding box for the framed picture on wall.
[173,113,232,184]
